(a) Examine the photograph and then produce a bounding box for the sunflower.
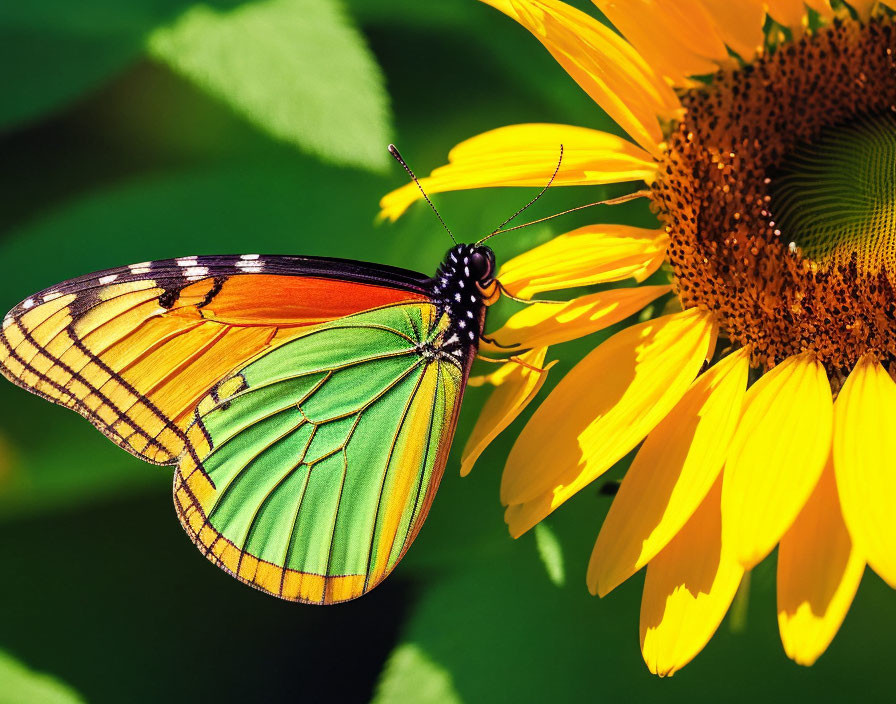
[380,0,896,676]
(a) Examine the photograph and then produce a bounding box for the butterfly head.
[469,245,496,286]
[432,244,500,320]
[469,245,500,306]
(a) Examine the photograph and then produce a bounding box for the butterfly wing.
[174,299,468,603]
[0,255,430,464]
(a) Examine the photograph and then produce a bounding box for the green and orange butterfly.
[0,148,523,605]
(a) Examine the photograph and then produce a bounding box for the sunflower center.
[653,16,896,375]
[770,112,896,269]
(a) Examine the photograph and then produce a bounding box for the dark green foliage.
[1,1,894,701]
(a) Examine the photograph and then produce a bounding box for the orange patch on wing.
[184,274,427,326]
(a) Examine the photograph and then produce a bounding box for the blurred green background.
[1,1,894,701]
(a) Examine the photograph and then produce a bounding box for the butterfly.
[0,242,502,604]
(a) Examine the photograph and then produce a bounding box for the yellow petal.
[497,224,669,298]
[697,0,766,60]
[833,354,896,588]
[502,307,716,537]
[484,284,670,352]
[721,352,833,569]
[589,347,749,597]
[765,0,832,31]
[593,0,730,86]
[379,124,657,221]
[778,459,864,666]
[640,478,744,677]
[848,0,879,20]
[480,0,679,154]
[460,348,555,477]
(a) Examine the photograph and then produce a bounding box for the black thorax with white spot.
[426,244,495,364]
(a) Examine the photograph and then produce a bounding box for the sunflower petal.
[480,0,678,154]
[848,1,879,20]
[833,354,896,588]
[460,348,555,477]
[589,347,749,597]
[778,459,864,666]
[593,0,730,85]
[721,352,833,569]
[640,478,744,677]
[502,308,716,537]
[379,124,657,221]
[484,284,670,352]
[765,0,832,31]
[497,224,669,298]
[697,0,766,60]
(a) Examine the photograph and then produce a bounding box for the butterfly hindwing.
[0,255,430,465]
[174,301,467,604]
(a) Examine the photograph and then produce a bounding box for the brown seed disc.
[652,17,896,376]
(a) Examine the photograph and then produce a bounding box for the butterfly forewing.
[0,255,430,465]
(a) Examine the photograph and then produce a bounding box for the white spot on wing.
[130,267,152,275]
[240,254,260,260]
[22,298,34,309]
[129,262,151,270]
[176,257,198,266]
[446,333,459,344]
[236,259,264,273]
[184,266,209,278]
[99,274,118,284]
[42,292,62,302]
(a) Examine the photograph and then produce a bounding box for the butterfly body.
[1,244,496,603]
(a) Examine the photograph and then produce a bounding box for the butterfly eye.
[469,247,495,283]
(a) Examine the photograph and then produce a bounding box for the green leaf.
[148,0,392,172]
[0,651,85,704]
[374,643,463,704]
[534,522,566,587]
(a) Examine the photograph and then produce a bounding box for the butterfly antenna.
[477,145,564,245]
[480,190,651,241]
[389,144,457,245]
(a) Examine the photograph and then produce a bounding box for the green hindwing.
[173,301,465,604]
